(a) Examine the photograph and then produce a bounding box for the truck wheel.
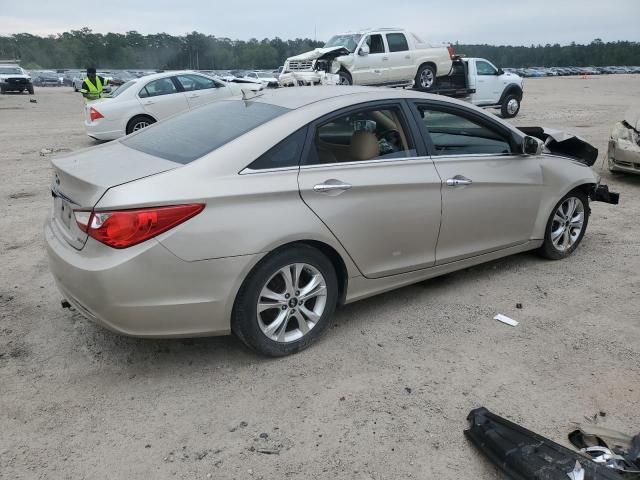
[415,64,436,91]
[337,70,352,86]
[0,86,5,94]
[27,85,34,94]
[501,94,521,118]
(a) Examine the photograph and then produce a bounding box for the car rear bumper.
[84,118,124,141]
[45,219,262,338]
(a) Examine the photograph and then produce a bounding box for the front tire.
[232,244,339,357]
[27,85,34,94]
[501,93,521,118]
[126,115,156,134]
[337,70,352,86]
[537,191,589,260]
[415,64,437,91]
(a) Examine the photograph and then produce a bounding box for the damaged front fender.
[608,107,640,174]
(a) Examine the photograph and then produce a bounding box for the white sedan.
[84,71,262,141]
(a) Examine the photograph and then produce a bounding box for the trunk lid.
[50,141,180,249]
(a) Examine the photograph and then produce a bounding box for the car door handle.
[404,55,411,59]
[189,93,200,98]
[382,57,389,61]
[313,181,352,193]
[142,100,155,105]
[446,175,473,187]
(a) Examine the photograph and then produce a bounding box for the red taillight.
[89,107,104,121]
[447,45,454,60]
[75,204,204,249]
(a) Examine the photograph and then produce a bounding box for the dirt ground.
[1,76,639,480]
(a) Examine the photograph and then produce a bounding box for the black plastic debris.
[464,407,624,479]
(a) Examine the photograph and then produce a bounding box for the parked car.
[46,86,618,356]
[280,28,453,90]
[0,64,34,94]
[33,71,61,86]
[428,57,524,118]
[243,71,279,88]
[82,70,263,140]
[608,107,640,174]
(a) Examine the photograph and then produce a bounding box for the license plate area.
[60,198,73,229]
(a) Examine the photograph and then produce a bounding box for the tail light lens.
[447,45,454,59]
[74,204,204,249]
[89,107,104,121]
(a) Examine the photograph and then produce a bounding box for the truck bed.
[414,57,475,98]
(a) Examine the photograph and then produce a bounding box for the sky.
[0,0,638,46]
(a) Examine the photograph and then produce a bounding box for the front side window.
[417,106,512,156]
[306,106,416,165]
[176,74,218,91]
[365,34,385,54]
[476,61,497,76]
[386,33,409,52]
[139,77,178,97]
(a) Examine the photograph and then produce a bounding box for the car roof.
[251,85,443,110]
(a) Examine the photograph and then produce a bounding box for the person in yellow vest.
[80,67,108,101]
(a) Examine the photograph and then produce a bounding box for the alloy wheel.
[420,69,435,88]
[551,196,585,252]
[507,98,519,115]
[257,263,327,343]
[132,121,150,131]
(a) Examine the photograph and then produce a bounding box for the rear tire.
[232,244,339,357]
[537,191,589,260]
[337,70,352,86]
[126,115,156,135]
[0,86,5,94]
[501,93,521,118]
[415,64,437,91]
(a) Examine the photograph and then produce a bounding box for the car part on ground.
[569,425,640,476]
[465,407,625,480]
[608,107,640,174]
[45,87,618,356]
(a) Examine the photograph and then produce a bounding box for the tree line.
[1,29,638,70]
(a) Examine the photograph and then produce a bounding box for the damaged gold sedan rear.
[608,108,640,174]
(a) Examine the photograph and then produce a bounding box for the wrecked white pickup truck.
[280,28,453,89]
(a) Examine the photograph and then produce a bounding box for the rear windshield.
[109,80,136,97]
[121,100,290,164]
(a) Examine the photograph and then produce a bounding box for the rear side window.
[122,100,290,164]
[386,33,409,52]
[139,77,178,98]
[247,128,307,171]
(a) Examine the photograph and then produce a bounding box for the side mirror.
[358,44,370,56]
[522,136,541,155]
[497,68,504,75]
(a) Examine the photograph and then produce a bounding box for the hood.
[287,46,351,62]
[518,126,598,166]
[624,107,640,131]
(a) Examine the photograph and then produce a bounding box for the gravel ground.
[1,76,639,480]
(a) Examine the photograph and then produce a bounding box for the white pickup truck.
[432,57,525,118]
[280,28,453,89]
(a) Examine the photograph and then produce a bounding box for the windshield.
[0,67,23,74]
[257,73,272,78]
[324,34,362,53]
[109,79,136,97]
[122,100,290,164]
